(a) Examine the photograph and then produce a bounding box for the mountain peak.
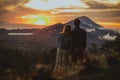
[78,16,95,24]
[66,16,103,28]
[78,16,90,19]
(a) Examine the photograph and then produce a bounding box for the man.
[71,19,87,66]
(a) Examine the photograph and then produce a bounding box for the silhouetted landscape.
[0,17,120,80]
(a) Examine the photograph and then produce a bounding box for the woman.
[54,24,72,73]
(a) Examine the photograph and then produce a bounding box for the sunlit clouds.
[0,0,120,28]
[97,22,120,28]
[83,0,120,9]
[92,0,120,5]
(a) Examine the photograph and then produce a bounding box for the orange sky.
[0,0,120,29]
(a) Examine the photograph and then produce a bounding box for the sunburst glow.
[34,19,46,25]
[21,15,51,25]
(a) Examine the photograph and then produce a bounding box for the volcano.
[34,16,119,48]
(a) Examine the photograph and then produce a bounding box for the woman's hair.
[61,24,72,35]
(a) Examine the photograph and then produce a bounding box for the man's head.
[74,19,81,26]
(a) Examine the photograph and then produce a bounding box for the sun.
[21,15,50,25]
[34,19,46,25]
[30,15,49,25]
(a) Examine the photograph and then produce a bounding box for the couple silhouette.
[54,19,87,73]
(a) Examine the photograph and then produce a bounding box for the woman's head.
[62,24,72,35]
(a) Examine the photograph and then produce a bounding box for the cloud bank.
[83,0,120,9]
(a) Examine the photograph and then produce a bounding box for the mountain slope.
[38,16,119,48]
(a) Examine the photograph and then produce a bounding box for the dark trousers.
[71,48,84,65]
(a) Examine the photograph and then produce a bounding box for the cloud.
[0,0,48,16]
[0,0,120,25]
[99,33,117,40]
[0,0,52,23]
[86,28,96,32]
[0,0,29,14]
[82,0,120,9]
